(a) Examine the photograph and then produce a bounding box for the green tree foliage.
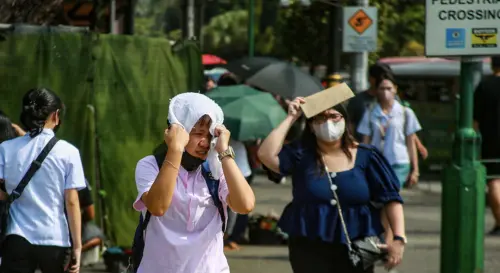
[202,10,249,58]
[200,7,276,59]
[151,0,425,64]
[272,0,329,65]
[373,0,425,59]
[273,0,426,65]
[134,0,174,37]
[397,4,425,56]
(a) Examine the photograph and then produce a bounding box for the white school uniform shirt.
[0,129,86,246]
[357,101,422,165]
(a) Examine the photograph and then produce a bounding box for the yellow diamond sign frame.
[348,9,373,35]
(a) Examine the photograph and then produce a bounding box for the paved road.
[82,177,500,273]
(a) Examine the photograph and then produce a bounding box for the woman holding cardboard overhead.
[257,93,406,273]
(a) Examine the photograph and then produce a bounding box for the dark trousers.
[227,175,253,242]
[288,237,374,273]
[0,235,70,273]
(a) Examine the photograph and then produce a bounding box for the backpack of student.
[130,155,226,273]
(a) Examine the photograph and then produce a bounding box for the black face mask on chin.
[181,151,205,171]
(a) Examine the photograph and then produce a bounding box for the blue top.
[277,142,403,244]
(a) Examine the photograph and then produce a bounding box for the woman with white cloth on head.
[133,92,255,273]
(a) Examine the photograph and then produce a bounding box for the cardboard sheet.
[300,83,355,118]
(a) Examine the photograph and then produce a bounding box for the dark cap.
[217,72,240,86]
[369,62,393,79]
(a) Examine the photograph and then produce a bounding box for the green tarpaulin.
[0,25,203,245]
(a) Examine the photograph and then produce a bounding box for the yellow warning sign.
[348,9,373,35]
[471,28,497,48]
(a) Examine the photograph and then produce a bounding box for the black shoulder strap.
[142,211,152,232]
[403,106,408,137]
[200,162,226,232]
[9,136,59,203]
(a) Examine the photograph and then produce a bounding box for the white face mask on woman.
[312,119,346,142]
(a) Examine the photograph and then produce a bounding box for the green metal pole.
[440,58,485,273]
[248,0,255,57]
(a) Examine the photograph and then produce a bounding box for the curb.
[415,181,442,194]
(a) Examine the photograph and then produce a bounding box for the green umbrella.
[207,85,287,141]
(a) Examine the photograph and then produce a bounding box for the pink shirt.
[133,156,230,273]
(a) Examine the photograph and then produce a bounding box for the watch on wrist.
[393,235,407,245]
[218,146,235,161]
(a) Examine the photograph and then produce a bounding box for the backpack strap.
[200,161,226,232]
[403,105,408,137]
[9,136,59,203]
[368,102,409,138]
[142,211,152,232]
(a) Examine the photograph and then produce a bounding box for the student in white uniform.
[357,74,422,188]
[357,74,422,244]
[0,88,86,273]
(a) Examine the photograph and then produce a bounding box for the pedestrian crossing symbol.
[348,9,373,35]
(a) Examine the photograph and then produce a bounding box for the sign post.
[248,0,255,57]
[425,1,495,273]
[343,6,378,93]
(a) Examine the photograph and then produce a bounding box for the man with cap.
[347,62,392,141]
[474,56,500,236]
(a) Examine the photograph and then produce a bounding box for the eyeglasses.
[311,113,343,124]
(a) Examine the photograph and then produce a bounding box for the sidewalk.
[80,175,500,273]
[223,178,500,273]
[416,180,442,194]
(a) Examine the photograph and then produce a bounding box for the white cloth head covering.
[168,92,224,179]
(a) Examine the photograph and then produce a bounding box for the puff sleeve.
[366,148,404,204]
[278,141,303,176]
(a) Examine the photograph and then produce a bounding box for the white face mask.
[312,120,345,142]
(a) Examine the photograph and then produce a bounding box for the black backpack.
[130,156,226,273]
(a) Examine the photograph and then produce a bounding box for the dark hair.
[302,103,357,174]
[205,75,215,82]
[0,113,17,143]
[369,62,393,80]
[375,73,397,88]
[20,87,65,138]
[492,56,500,69]
[217,73,240,86]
